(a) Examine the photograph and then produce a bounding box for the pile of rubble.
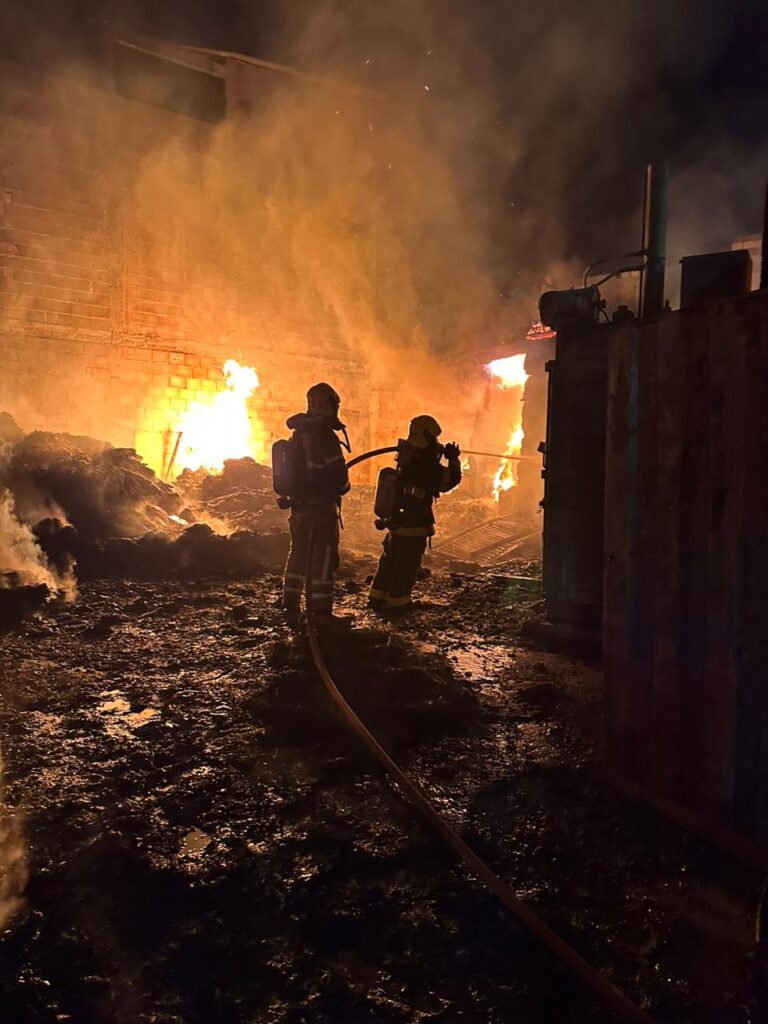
[0,417,290,615]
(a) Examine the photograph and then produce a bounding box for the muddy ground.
[0,560,764,1023]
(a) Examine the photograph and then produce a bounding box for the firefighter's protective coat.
[281,411,350,619]
[370,438,461,608]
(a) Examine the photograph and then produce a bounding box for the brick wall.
[0,57,373,477]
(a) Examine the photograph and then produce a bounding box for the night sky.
[2,0,767,298]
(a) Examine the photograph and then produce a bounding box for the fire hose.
[301,449,654,1024]
[345,445,538,471]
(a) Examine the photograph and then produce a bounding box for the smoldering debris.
[175,458,285,535]
[0,488,75,621]
[0,418,291,613]
[6,429,183,539]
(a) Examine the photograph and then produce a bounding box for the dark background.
[1,0,766,304]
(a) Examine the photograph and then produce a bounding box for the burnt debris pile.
[7,429,183,538]
[175,457,284,534]
[0,417,290,617]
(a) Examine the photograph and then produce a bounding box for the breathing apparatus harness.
[272,415,351,512]
[373,438,457,532]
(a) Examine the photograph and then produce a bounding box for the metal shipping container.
[604,291,768,859]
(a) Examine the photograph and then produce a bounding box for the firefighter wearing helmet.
[369,414,462,612]
[276,382,350,627]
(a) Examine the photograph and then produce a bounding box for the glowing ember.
[487,354,529,501]
[174,359,263,475]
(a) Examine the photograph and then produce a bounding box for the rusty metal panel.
[678,311,711,811]
[633,323,663,793]
[604,328,634,771]
[604,292,768,855]
[649,312,686,801]
[542,324,611,632]
[734,300,768,839]
[699,311,743,817]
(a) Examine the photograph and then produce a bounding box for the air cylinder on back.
[374,467,398,521]
[272,439,299,498]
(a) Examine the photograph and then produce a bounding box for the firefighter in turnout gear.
[369,415,462,611]
[279,383,350,626]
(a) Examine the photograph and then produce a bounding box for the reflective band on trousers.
[283,573,305,594]
[368,587,388,600]
[310,579,332,606]
[387,594,413,607]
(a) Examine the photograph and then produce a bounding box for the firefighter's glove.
[443,442,461,462]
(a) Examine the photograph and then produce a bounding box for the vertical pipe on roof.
[639,162,668,320]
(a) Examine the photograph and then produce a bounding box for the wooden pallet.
[434,516,540,566]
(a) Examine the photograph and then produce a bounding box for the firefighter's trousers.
[283,503,340,617]
[369,532,428,607]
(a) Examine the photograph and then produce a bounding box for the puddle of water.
[181,829,211,856]
[448,643,517,682]
[409,638,518,683]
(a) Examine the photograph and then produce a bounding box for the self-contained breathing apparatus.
[272,421,351,511]
[272,427,351,510]
[271,437,300,510]
[373,438,456,530]
[272,382,351,510]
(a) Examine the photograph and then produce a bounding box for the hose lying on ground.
[303,468,654,1024]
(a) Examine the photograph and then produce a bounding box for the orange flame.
[174,359,266,475]
[487,355,529,501]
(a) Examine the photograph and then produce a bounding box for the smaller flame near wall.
[174,359,263,476]
[486,354,529,502]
